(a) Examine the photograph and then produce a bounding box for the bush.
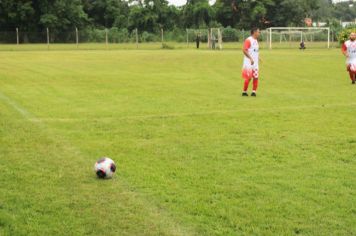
[108,27,119,43]
[86,29,106,42]
[118,28,130,43]
[130,30,137,43]
[109,28,131,43]
[222,27,239,42]
[141,31,159,42]
[338,26,356,44]
[162,43,174,49]
[164,28,185,42]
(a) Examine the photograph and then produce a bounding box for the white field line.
[0,90,194,236]
[0,91,40,122]
[31,102,356,123]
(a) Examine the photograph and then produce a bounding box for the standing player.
[342,32,356,84]
[196,32,201,49]
[242,28,260,97]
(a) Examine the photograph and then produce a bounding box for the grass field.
[0,41,338,51]
[0,47,355,236]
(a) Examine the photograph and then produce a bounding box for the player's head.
[251,27,260,39]
[350,32,356,41]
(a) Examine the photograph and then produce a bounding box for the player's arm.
[243,49,254,65]
[342,43,348,58]
[243,40,254,65]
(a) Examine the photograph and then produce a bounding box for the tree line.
[0,0,355,38]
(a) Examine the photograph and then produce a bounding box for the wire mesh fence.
[0,27,338,51]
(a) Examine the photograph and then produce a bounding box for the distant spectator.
[196,33,201,49]
[211,34,216,49]
[300,41,306,50]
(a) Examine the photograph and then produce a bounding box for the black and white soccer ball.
[94,157,116,179]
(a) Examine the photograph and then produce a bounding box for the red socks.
[253,79,258,91]
[243,78,259,92]
[349,71,355,81]
[243,78,250,91]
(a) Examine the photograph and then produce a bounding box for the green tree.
[238,0,275,28]
[128,0,178,32]
[0,0,347,40]
[332,2,356,22]
[312,0,333,22]
[37,0,88,30]
[213,0,239,27]
[0,0,36,31]
[183,0,215,28]
[83,0,129,28]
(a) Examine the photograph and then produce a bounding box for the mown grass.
[0,48,355,235]
[0,41,338,51]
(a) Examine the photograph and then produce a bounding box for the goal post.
[208,28,223,50]
[267,27,331,49]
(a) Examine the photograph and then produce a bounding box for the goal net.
[266,27,331,49]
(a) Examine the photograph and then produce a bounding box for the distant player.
[242,28,260,97]
[196,33,201,49]
[299,40,306,50]
[341,32,356,84]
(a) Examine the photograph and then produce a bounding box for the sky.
[168,0,185,6]
[167,0,354,6]
[168,0,216,6]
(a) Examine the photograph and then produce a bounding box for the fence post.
[105,28,108,49]
[211,28,213,49]
[269,28,272,49]
[301,31,303,43]
[161,28,164,48]
[136,28,138,49]
[207,29,210,48]
[186,29,189,48]
[327,27,330,49]
[76,27,79,49]
[218,28,222,50]
[16,28,19,45]
[46,28,50,50]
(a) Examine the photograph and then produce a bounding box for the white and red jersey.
[342,40,356,65]
[243,36,259,70]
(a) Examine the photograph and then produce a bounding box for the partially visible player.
[341,32,356,84]
[242,27,260,97]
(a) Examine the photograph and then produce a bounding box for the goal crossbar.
[267,27,331,49]
[268,27,330,30]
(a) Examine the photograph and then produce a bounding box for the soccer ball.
[94,157,116,179]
